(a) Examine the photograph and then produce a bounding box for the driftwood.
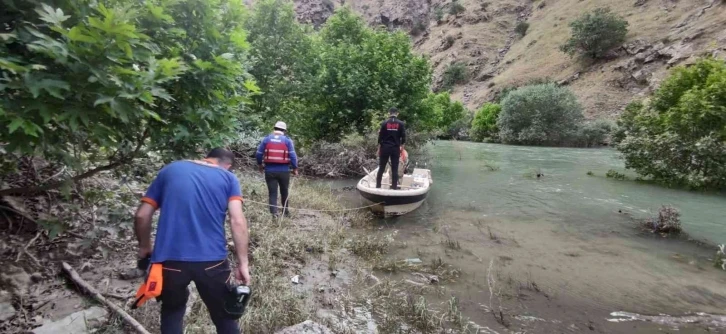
[61,262,151,334]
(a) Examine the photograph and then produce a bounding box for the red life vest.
[263,135,290,164]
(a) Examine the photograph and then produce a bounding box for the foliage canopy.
[617,58,726,190]
[1,0,256,194]
[470,103,501,142]
[498,83,584,145]
[560,7,628,59]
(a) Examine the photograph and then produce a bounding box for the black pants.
[159,260,238,334]
[376,146,400,189]
[265,171,290,215]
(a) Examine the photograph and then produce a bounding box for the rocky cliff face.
[272,0,726,118]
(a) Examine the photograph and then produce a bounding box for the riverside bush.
[575,119,616,147]
[498,83,584,145]
[470,103,501,142]
[617,58,726,190]
[560,8,628,59]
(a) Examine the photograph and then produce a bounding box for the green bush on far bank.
[470,103,501,142]
[616,58,726,190]
[498,83,584,146]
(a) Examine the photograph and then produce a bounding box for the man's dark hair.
[206,148,235,165]
[388,107,399,114]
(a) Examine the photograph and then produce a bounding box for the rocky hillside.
[262,0,726,119]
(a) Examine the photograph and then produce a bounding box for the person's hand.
[258,165,264,173]
[377,147,381,157]
[235,263,251,285]
[137,246,152,259]
[292,169,299,176]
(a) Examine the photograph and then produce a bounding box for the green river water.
[330,140,726,333]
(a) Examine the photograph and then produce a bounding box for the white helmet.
[274,121,287,131]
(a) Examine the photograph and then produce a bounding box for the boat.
[356,166,432,216]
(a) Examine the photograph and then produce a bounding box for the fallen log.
[61,262,151,334]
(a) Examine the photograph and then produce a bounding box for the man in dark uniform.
[376,107,406,189]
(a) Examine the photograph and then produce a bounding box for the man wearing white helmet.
[256,121,299,217]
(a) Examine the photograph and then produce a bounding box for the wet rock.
[0,291,16,322]
[32,306,108,334]
[0,265,31,295]
[275,320,334,334]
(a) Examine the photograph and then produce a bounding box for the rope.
[244,198,383,212]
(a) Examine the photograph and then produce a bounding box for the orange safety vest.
[132,263,163,309]
[263,137,290,164]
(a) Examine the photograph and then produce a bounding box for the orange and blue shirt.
[141,160,242,263]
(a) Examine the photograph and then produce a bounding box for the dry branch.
[61,262,151,334]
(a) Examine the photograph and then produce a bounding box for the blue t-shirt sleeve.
[227,174,243,203]
[287,138,298,169]
[142,167,167,209]
[256,136,267,165]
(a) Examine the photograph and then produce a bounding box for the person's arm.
[287,138,299,175]
[256,137,266,172]
[134,203,156,258]
[378,122,384,156]
[227,178,250,284]
[400,121,406,151]
[134,168,165,258]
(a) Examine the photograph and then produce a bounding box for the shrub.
[449,1,466,15]
[560,7,628,59]
[470,103,501,142]
[417,92,467,134]
[411,19,428,36]
[442,63,468,90]
[515,22,530,36]
[575,119,616,147]
[642,206,682,235]
[434,7,445,22]
[606,169,627,180]
[616,58,726,190]
[498,83,584,145]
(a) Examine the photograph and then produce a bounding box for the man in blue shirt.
[134,148,250,334]
[256,121,298,217]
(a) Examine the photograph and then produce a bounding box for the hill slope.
[271,0,726,118]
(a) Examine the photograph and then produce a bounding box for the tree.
[0,0,255,195]
[416,92,466,134]
[560,7,628,59]
[245,0,315,128]
[617,58,726,189]
[304,8,432,141]
[470,103,501,142]
[498,83,584,145]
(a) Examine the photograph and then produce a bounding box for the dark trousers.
[376,146,400,189]
[265,171,290,215]
[159,260,238,334]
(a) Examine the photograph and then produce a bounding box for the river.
[329,140,726,333]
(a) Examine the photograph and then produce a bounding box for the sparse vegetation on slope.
[560,7,629,59]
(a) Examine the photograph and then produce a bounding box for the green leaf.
[35,4,71,25]
[67,26,95,43]
[94,96,114,106]
[7,118,24,134]
[28,79,70,99]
